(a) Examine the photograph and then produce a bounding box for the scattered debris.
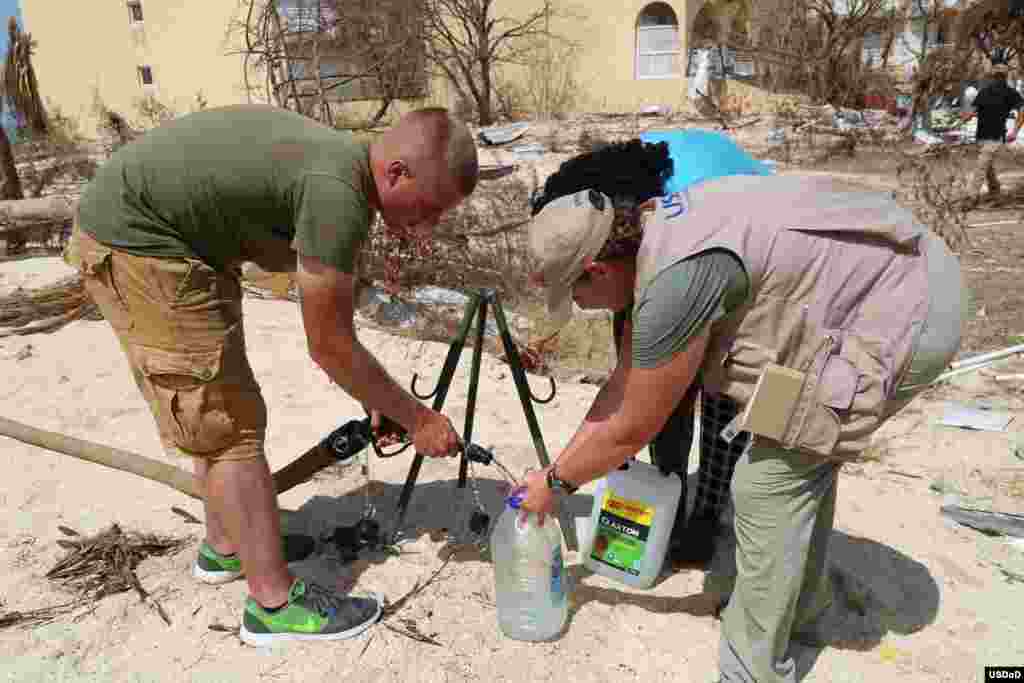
[940,505,1024,538]
[998,567,1024,584]
[886,469,924,480]
[0,275,102,338]
[929,478,965,496]
[170,506,202,525]
[509,143,546,161]
[478,163,517,181]
[478,122,531,146]
[45,523,189,627]
[376,547,457,647]
[0,600,83,630]
[937,403,1014,433]
[638,104,669,117]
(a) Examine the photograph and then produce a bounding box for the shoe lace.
[304,581,346,618]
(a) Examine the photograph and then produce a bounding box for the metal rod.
[949,343,1024,371]
[933,356,1016,384]
[459,296,488,490]
[490,291,551,469]
[392,293,480,539]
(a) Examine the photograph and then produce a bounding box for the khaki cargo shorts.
[69,222,268,461]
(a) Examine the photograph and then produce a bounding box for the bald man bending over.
[69,105,479,645]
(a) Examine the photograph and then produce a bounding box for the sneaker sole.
[192,561,244,585]
[192,555,312,586]
[238,593,383,647]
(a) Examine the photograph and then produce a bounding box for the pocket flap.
[137,345,223,382]
[819,355,857,411]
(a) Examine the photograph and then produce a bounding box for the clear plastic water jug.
[490,493,569,642]
[582,458,682,589]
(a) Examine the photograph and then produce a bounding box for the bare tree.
[422,0,562,125]
[228,0,426,127]
[957,0,1024,67]
[724,0,900,106]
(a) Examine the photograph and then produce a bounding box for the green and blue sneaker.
[193,542,243,584]
[192,535,317,585]
[240,579,381,646]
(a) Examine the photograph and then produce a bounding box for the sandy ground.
[3,124,1024,681]
[1,253,1023,683]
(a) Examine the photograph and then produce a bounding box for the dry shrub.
[132,95,177,131]
[46,524,187,604]
[0,524,189,630]
[0,274,102,338]
[895,144,973,252]
[361,172,538,301]
[89,89,139,156]
[517,299,616,377]
[14,106,98,199]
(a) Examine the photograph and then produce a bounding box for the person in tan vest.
[516,139,967,682]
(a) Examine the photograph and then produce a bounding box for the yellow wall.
[24,0,770,135]
[21,0,256,135]
[505,0,696,114]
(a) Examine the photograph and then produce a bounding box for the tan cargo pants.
[69,223,268,461]
[968,140,1004,197]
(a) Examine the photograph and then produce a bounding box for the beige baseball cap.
[528,189,614,327]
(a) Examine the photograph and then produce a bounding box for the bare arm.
[294,253,427,434]
[560,318,634,455]
[553,325,710,487]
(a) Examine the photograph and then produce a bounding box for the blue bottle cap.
[506,493,524,509]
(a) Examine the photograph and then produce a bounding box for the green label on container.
[590,491,653,576]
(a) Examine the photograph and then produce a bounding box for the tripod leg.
[490,294,550,468]
[391,293,480,539]
[459,296,488,490]
[490,293,579,550]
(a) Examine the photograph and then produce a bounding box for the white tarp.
[688,49,711,102]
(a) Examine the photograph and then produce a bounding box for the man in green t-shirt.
[70,104,479,646]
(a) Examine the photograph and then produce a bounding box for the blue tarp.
[639,129,773,194]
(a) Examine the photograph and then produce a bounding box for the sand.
[2,255,1024,683]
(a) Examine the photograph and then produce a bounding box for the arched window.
[636,2,681,79]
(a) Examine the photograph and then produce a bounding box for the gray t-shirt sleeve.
[631,249,748,369]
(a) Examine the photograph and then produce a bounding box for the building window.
[127,1,144,23]
[636,3,680,79]
[138,65,154,86]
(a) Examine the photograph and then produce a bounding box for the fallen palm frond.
[1,523,188,631]
[0,600,84,629]
[0,274,101,338]
[44,523,189,627]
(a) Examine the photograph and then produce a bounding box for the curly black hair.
[530,139,673,216]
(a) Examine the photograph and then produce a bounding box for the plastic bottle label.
[590,491,653,576]
[551,545,565,605]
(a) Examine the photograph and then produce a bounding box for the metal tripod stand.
[390,287,579,550]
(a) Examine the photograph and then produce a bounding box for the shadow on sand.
[283,472,939,680]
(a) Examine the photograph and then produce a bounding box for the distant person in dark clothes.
[963,64,1023,198]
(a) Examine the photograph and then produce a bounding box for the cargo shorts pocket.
[135,344,239,456]
[77,235,133,332]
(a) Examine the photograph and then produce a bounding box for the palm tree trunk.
[0,124,23,200]
[0,123,25,252]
